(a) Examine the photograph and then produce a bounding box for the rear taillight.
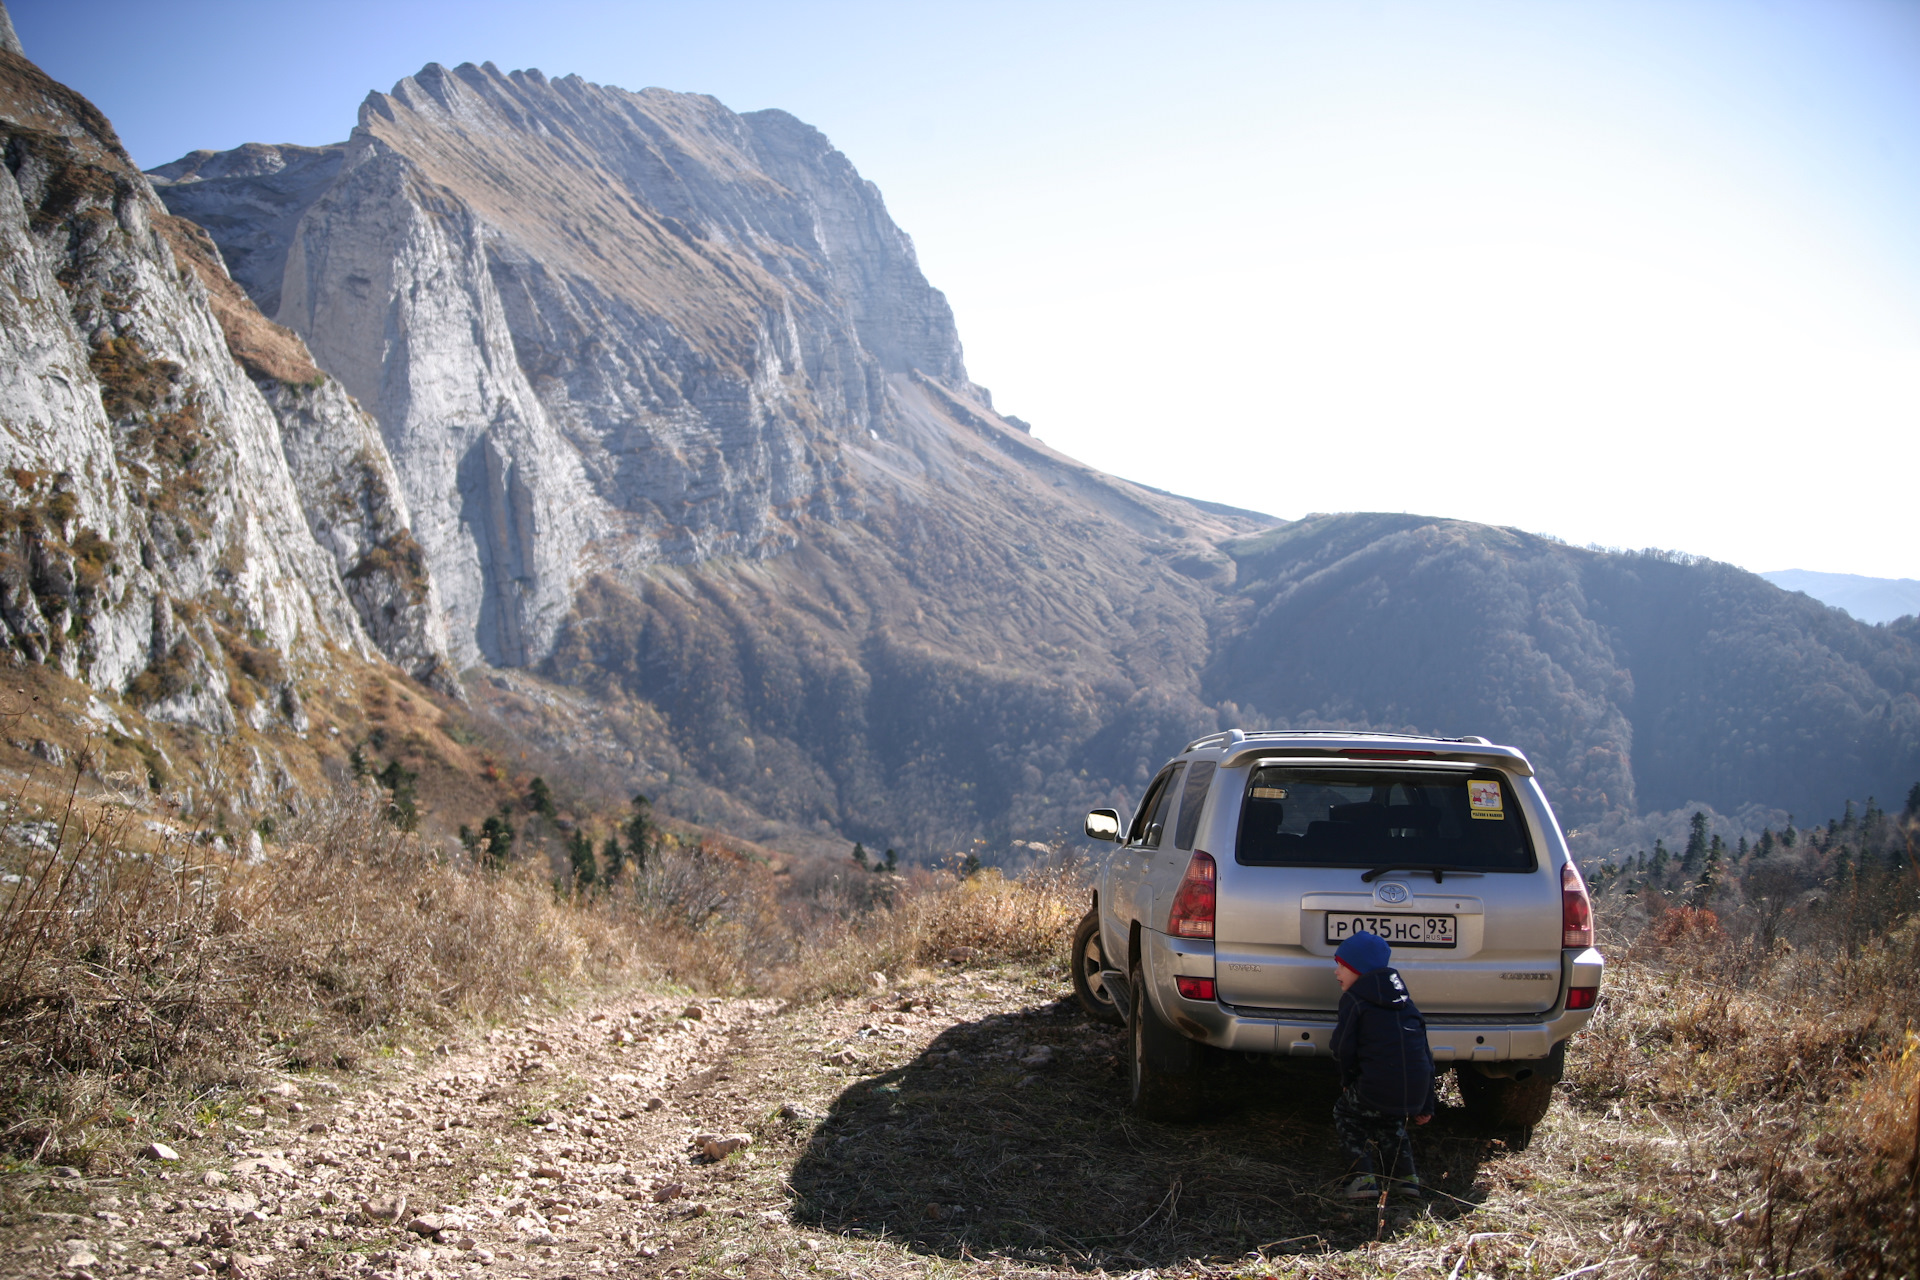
[1567,986,1598,1010]
[1175,976,1216,1001]
[1168,851,1217,939]
[1562,860,1593,948]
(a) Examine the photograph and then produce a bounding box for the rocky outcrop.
[0,40,451,729]
[152,62,993,670]
[153,212,456,692]
[0,45,351,729]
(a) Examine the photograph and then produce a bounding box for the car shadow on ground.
[785,996,1513,1270]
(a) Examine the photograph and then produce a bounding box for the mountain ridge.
[1,37,1914,857]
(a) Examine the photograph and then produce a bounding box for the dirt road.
[3,963,1641,1280]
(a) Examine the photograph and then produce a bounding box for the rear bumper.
[1138,929,1603,1063]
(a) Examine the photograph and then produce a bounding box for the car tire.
[1127,958,1201,1122]
[1070,909,1125,1027]
[1456,1066,1554,1140]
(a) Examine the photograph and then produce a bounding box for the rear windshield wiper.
[1360,864,1472,884]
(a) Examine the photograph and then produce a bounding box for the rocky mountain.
[3,21,1915,856]
[0,38,452,752]
[144,59,1279,851]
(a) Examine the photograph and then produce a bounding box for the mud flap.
[1136,984,1199,1074]
[1100,967,1130,1024]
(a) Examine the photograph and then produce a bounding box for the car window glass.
[1127,764,1184,847]
[1235,767,1534,870]
[1173,760,1216,850]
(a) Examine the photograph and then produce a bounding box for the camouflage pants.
[1333,1087,1416,1183]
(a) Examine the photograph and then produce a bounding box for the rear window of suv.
[1234,765,1535,871]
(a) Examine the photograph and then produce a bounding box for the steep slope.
[152,63,994,670]
[0,43,362,729]
[0,40,453,721]
[149,59,1920,852]
[1210,515,1920,827]
[152,61,1277,851]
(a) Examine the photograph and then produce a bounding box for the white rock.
[143,1142,181,1162]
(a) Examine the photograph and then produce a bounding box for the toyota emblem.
[1376,882,1410,905]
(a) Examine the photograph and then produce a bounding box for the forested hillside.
[1210,514,1920,828]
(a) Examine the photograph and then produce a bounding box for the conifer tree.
[603,834,626,881]
[479,812,515,865]
[1682,811,1710,870]
[1692,834,1724,908]
[527,776,557,820]
[376,758,419,831]
[624,794,653,872]
[1906,782,1920,816]
[1783,816,1797,847]
[852,842,868,867]
[883,848,898,873]
[568,829,598,892]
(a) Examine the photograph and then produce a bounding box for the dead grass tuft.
[0,769,641,1164]
[618,848,1086,1002]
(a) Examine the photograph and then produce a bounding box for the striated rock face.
[0,46,355,729]
[154,62,988,669]
[154,212,456,692]
[0,42,450,730]
[153,60,1275,845]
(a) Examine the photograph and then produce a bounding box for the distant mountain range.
[1761,570,1920,626]
[2,26,1916,858]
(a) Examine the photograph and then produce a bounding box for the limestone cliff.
[0,39,451,734]
[153,61,1274,847]
[153,63,998,669]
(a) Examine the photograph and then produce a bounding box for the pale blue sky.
[13,1,1920,576]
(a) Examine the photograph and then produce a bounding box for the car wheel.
[1456,1066,1554,1142]
[1127,958,1201,1122]
[1070,909,1125,1026]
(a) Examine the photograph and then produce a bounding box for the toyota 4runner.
[1072,729,1604,1133]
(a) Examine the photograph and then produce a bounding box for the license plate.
[1325,913,1457,948]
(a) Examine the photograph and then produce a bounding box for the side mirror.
[1084,808,1121,842]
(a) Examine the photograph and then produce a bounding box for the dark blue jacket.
[1330,966,1437,1116]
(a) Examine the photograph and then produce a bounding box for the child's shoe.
[1344,1174,1380,1200]
[1393,1174,1423,1200]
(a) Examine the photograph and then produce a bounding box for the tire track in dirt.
[0,968,1073,1280]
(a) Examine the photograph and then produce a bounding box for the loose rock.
[696,1132,752,1159]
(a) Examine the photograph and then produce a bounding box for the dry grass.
[7,734,1915,1277]
[0,766,642,1169]
[0,744,1090,1178]
[1558,900,1920,1276]
[599,842,1086,1001]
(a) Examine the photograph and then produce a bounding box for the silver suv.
[1072,729,1604,1132]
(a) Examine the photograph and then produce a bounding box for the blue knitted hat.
[1335,931,1392,975]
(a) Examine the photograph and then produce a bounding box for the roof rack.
[1181,728,1246,753]
[1236,729,1494,744]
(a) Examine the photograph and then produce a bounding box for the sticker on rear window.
[1251,786,1287,799]
[1467,780,1505,819]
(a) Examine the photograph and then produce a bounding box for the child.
[1329,931,1436,1200]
